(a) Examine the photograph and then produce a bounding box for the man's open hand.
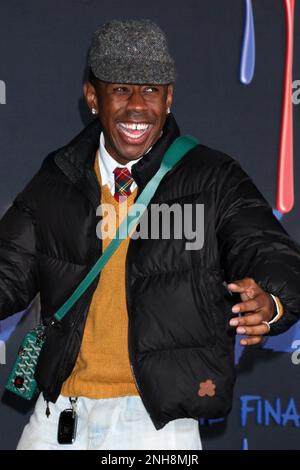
[227,277,275,346]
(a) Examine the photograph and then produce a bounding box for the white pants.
[17,393,202,450]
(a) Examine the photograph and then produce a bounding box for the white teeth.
[137,123,148,130]
[120,129,147,139]
[119,122,150,130]
[117,122,151,139]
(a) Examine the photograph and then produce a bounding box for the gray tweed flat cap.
[88,19,176,84]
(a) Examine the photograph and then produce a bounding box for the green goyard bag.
[5,135,199,400]
[5,325,46,399]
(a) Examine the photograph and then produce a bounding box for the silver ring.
[262,321,271,334]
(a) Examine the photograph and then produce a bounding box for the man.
[1,19,300,450]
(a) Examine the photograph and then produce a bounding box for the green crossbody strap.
[53,134,199,322]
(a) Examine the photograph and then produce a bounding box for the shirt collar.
[98,131,152,192]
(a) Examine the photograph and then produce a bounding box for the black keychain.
[57,397,78,445]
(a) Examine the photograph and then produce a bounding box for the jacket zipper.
[44,147,103,404]
[45,252,102,403]
[125,238,145,401]
[44,299,88,404]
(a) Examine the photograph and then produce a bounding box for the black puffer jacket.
[1,114,300,430]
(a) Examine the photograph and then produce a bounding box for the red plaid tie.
[113,167,134,202]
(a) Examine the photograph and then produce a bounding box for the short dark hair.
[88,68,98,85]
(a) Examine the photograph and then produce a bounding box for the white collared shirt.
[98,132,146,195]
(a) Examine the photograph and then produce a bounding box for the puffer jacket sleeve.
[215,157,300,336]
[0,192,39,320]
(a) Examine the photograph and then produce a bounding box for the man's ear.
[83,80,98,113]
[166,84,174,109]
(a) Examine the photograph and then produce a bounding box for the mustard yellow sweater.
[61,152,139,398]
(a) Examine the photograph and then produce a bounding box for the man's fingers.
[227,278,258,299]
[227,277,256,291]
[231,299,262,314]
[235,323,270,336]
[230,312,264,327]
[227,281,248,293]
[227,278,273,346]
[240,335,264,346]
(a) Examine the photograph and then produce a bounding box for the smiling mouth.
[116,122,153,144]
